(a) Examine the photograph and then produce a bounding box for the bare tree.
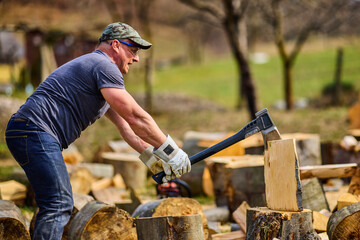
[258,0,354,110]
[178,0,258,118]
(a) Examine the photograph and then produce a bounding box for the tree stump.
[136,214,204,240]
[67,201,136,240]
[205,155,265,210]
[327,202,360,239]
[101,152,147,190]
[0,200,30,239]
[246,207,320,240]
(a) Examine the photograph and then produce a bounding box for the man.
[5,22,191,240]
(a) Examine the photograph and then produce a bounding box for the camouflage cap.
[99,22,152,49]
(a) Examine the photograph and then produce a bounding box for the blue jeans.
[5,115,73,240]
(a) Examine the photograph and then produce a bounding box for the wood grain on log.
[0,200,30,239]
[136,214,204,240]
[327,202,360,240]
[265,139,303,211]
[300,163,357,180]
[68,201,136,240]
[246,207,319,240]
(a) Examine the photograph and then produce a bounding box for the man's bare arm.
[101,87,166,148]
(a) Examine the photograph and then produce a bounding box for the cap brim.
[130,37,152,49]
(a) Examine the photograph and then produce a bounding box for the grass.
[126,37,360,109]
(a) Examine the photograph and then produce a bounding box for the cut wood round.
[206,155,265,211]
[136,214,204,240]
[68,200,136,240]
[132,197,209,239]
[69,167,96,195]
[327,202,360,239]
[246,207,320,240]
[0,200,30,239]
[101,152,147,190]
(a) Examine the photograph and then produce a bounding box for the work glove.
[139,146,163,174]
[153,135,191,183]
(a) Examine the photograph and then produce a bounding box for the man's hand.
[139,146,163,174]
[153,135,191,182]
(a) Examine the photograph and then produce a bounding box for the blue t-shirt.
[17,49,124,149]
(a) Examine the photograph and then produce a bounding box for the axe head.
[255,108,282,149]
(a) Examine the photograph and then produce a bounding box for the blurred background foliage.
[0,0,360,160]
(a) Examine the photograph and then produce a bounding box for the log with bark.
[327,202,360,239]
[301,178,329,212]
[132,197,209,239]
[68,201,136,240]
[0,199,31,239]
[136,214,204,240]
[246,207,320,240]
[205,155,265,210]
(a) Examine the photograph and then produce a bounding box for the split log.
[203,207,230,223]
[202,166,214,197]
[77,163,114,179]
[300,163,357,180]
[0,180,27,205]
[68,201,136,240]
[232,201,250,233]
[205,155,265,210]
[336,192,359,210]
[101,152,147,190]
[348,166,360,196]
[69,167,96,195]
[246,207,319,240]
[327,202,360,239]
[265,139,303,211]
[115,187,142,215]
[136,214,204,240]
[211,230,246,240]
[0,199,30,239]
[313,211,329,233]
[91,187,127,205]
[302,178,329,211]
[348,92,360,129]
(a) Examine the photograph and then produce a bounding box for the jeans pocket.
[5,135,30,166]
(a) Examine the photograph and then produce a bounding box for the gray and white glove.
[153,135,191,182]
[139,146,163,174]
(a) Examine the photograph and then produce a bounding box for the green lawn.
[126,39,360,109]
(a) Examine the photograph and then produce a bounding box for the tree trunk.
[136,214,204,240]
[333,48,343,105]
[283,59,294,110]
[223,6,257,118]
[0,200,31,240]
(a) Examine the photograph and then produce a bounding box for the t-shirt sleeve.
[94,61,125,90]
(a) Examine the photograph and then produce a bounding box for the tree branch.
[179,0,225,21]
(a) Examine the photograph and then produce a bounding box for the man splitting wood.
[5,22,191,240]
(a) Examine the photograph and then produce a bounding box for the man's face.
[110,39,140,74]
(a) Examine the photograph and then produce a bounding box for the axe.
[152,108,281,184]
